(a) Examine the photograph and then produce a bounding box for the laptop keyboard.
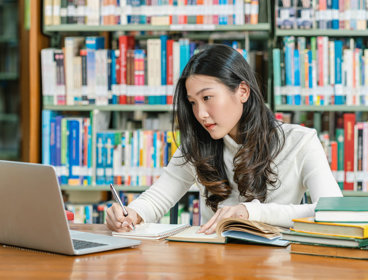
[72,239,107,250]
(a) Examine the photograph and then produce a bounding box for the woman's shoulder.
[280,123,317,139]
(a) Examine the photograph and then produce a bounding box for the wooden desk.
[0,224,367,279]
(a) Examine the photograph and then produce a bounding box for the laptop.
[0,160,140,255]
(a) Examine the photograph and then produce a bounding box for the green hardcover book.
[315,197,368,223]
[335,128,344,190]
[282,229,368,248]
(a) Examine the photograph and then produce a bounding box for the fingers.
[197,208,221,234]
[106,203,132,232]
[198,205,248,235]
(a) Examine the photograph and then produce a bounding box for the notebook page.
[112,223,189,239]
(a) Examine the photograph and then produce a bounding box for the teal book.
[281,229,368,248]
[315,197,368,223]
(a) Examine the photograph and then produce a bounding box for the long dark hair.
[173,44,285,212]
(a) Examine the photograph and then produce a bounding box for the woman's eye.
[203,96,211,101]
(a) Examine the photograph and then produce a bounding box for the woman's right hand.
[106,204,142,232]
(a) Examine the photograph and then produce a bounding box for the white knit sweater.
[129,123,342,227]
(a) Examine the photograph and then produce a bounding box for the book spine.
[344,113,356,191]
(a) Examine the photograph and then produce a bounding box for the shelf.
[0,150,18,160]
[44,23,271,33]
[0,73,18,80]
[275,105,368,112]
[0,113,18,122]
[60,185,150,192]
[0,36,17,44]
[61,184,199,192]
[343,191,368,197]
[43,104,173,112]
[276,29,368,37]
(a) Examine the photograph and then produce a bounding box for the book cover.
[343,113,356,190]
[315,197,368,222]
[292,217,368,239]
[167,218,289,247]
[290,243,368,260]
[282,229,368,248]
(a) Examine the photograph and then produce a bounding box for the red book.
[343,113,356,191]
[66,210,74,221]
[118,35,135,104]
[166,40,174,104]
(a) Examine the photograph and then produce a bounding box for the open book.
[112,223,190,240]
[166,218,289,247]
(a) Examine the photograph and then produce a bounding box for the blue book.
[308,50,314,105]
[273,49,281,106]
[160,35,168,104]
[331,0,339,29]
[294,49,301,105]
[67,119,82,185]
[42,110,54,165]
[104,132,115,185]
[334,40,343,105]
[96,132,105,185]
[55,115,63,182]
[50,116,57,167]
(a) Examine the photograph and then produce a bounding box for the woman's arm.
[243,130,343,228]
[128,148,196,223]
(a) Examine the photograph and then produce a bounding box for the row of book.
[41,35,248,106]
[42,111,180,186]
[66,193,200,225]
[44,0,259,26]
[276,0,367,30]
[95,129,180,186]
[282,197,368,260]
[273,37,368,106]
[276,112,368,192]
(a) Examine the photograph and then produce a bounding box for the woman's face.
[186,75,249,142]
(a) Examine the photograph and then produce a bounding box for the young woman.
[106,44,342,234]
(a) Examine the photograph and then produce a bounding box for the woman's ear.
[239,82,250,103]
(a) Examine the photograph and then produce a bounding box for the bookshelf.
[0,0,20,160]
[40,1,273,223]
[273,1,368,197]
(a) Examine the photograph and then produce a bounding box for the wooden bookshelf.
[276,28,368,37]
[43,104,173,112]
[275,105,368,112]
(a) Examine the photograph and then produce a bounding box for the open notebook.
[112,223,190,240]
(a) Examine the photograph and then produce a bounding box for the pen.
[109,183,135,230]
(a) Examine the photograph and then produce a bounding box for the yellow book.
[292,217,368,239]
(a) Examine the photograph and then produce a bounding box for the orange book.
[343,113,356,191]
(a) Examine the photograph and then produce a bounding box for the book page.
[167,226,226,243]
[112,223,189,239]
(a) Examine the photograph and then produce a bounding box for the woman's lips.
[204,123,216,130]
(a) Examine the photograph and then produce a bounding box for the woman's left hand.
[197,204,249,234]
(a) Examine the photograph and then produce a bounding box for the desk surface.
[0,224,367,279]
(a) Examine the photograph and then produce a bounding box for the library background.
[1,0,367,225]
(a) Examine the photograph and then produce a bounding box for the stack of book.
[282,197,368,260]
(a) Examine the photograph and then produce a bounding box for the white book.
[64,37,84,105]
[41,48,57,105]
[113,223,190,240]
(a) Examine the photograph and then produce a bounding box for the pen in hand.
[109,184,135,230]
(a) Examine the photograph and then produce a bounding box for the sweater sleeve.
[243,130,343,228]
[128,148,196,223]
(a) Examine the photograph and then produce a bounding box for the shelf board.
[0,150,19,160]
[276,28,368,37]
[60,184,199,192]
[44,23,270,33]
[0,113,18,122]
[0,36,17,43]
[43,104,173,112]
[60,185,150,191]
[275,105,368,112]
[0,73,18,80]
[343,191,368,197]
